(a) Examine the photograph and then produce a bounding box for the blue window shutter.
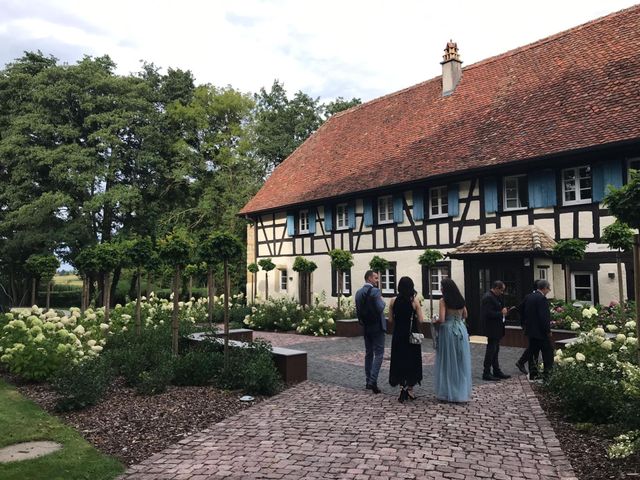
[447,184,459,217]
[413,190,424,221]
[528,170,556,208]
[363,199,373,227]
[286,213,295,236]
[348,202,356,229]
[308,209,316,234]
[593,161,622,202]
[484,178,497,213]
[393,195,404,223]
[324,205,333,231]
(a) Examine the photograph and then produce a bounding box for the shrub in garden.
[296,304,336,336]
[216,340,282,395]
[173,349,224,386]
[135,359,175,395]
[243,297,303,331]
[51,356,112,411]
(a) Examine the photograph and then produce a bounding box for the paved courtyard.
[122,333,577,480]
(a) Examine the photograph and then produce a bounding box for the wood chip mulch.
[5,375,263,466]
[533,385,640,480]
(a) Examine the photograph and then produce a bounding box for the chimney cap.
[441,39,462,64]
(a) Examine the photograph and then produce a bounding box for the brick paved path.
[122,333,577,479]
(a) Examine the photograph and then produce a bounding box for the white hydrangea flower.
[602,340,613,350]
[616,334,627,343]
[570,322,580,330]
[575,352,586,362]
[607,324,619,332]
[594,327,606,336]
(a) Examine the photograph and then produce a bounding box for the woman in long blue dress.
[434,278,472,403]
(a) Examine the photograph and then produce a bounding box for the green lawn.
[0,379,124,480]
[53,274,83,288]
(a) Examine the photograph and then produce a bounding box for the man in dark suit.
[481,280,511,381]
[355,270,387,394]
[522,279,554,380]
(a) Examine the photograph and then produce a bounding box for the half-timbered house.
[240,6,640,333]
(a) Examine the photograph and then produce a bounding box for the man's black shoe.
[482,373,501,381]
[493,371,511,379]
[367,383,381,394]
[515,361,528,375]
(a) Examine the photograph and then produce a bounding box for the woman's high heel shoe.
[406,390,416,401]
[398,388,407,403]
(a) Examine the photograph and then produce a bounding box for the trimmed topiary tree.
[602,220,634,304]
[202,231,244,367]
[247,262,259,304]
[292,256,317,307]
[258,258,276,300]
[418,249,444,318]
[604,169,640,364]
[24,254,59,309]
[74,247,100,313]
[329,249,353,313]
[158,229,193,356]
[122,237,156,336]
[553,239,588,302]
[92,242,122,324]
[369,256,390,284]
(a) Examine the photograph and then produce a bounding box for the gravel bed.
[533,384,640,479]
[5,375,263,465]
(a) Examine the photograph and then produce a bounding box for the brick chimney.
[441,40,462,96]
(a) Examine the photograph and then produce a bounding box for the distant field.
[53,274,82,287]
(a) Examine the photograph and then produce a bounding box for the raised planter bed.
[186,332,307,384]
[502,325,577,348]
[336,318,434,339]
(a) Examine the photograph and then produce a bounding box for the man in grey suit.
[355,270,387,394]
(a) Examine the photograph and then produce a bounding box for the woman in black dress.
[389,276,424,402]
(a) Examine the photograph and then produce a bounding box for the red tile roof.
[240,5,640,215]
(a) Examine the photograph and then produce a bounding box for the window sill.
[429,214,448,220]
[562,199,591,206]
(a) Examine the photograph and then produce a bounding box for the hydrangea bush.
[546,318,640,459]
[549,300,635,332]
[243,297,304,331]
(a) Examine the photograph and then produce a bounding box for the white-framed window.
[430,266,449,295]
[380,265,396,295]
[571,271,594,304]
[335,269,351,295]
[429,186,448,218]
[378,195,393,224]
[298,209,309,234]
[504,175,528,210]
[336,203,348,230]
[280,269,288,291]
[537,267,548,280]
[562,166,592,205]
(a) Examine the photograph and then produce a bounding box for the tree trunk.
[207,267,215,327]
[128,273,137,302]
[223,261,230,368]
[265,272,269,300]
[171,266,181,356]
[110,266,121,308]
[46,280,51,310]
[564,264,571,302]
[31,277,36,306]
[81,275,87,313]
[337,272,342,313]
[103,273,111,324]
[253,271,257,304]
[633,234,640,366]
[188,276,193,301]
[616,251,624,303]
[135,268,142,336]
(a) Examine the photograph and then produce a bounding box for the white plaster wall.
[439,223,449,244]
[552,264,565,300]
[516,214,529,227]
[559,213,573,239]
[599,214,616,236]
[533,218,555,238]
[598,263,628,304]
[397,230,417,248]
[467,200,480,220]
[460,225,481,243]
[578,211,593,238]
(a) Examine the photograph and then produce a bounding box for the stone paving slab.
[122,377,577,480]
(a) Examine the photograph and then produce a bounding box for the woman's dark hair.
[397,276,416,300]
[441,278,465,309]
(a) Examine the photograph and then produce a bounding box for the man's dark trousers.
[364,329,385,386]
[483,337,501,375]
[528,337,554,379]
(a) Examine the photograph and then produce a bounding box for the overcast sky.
[1,0,638,102]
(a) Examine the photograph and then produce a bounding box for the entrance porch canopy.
[448,225,557,258]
